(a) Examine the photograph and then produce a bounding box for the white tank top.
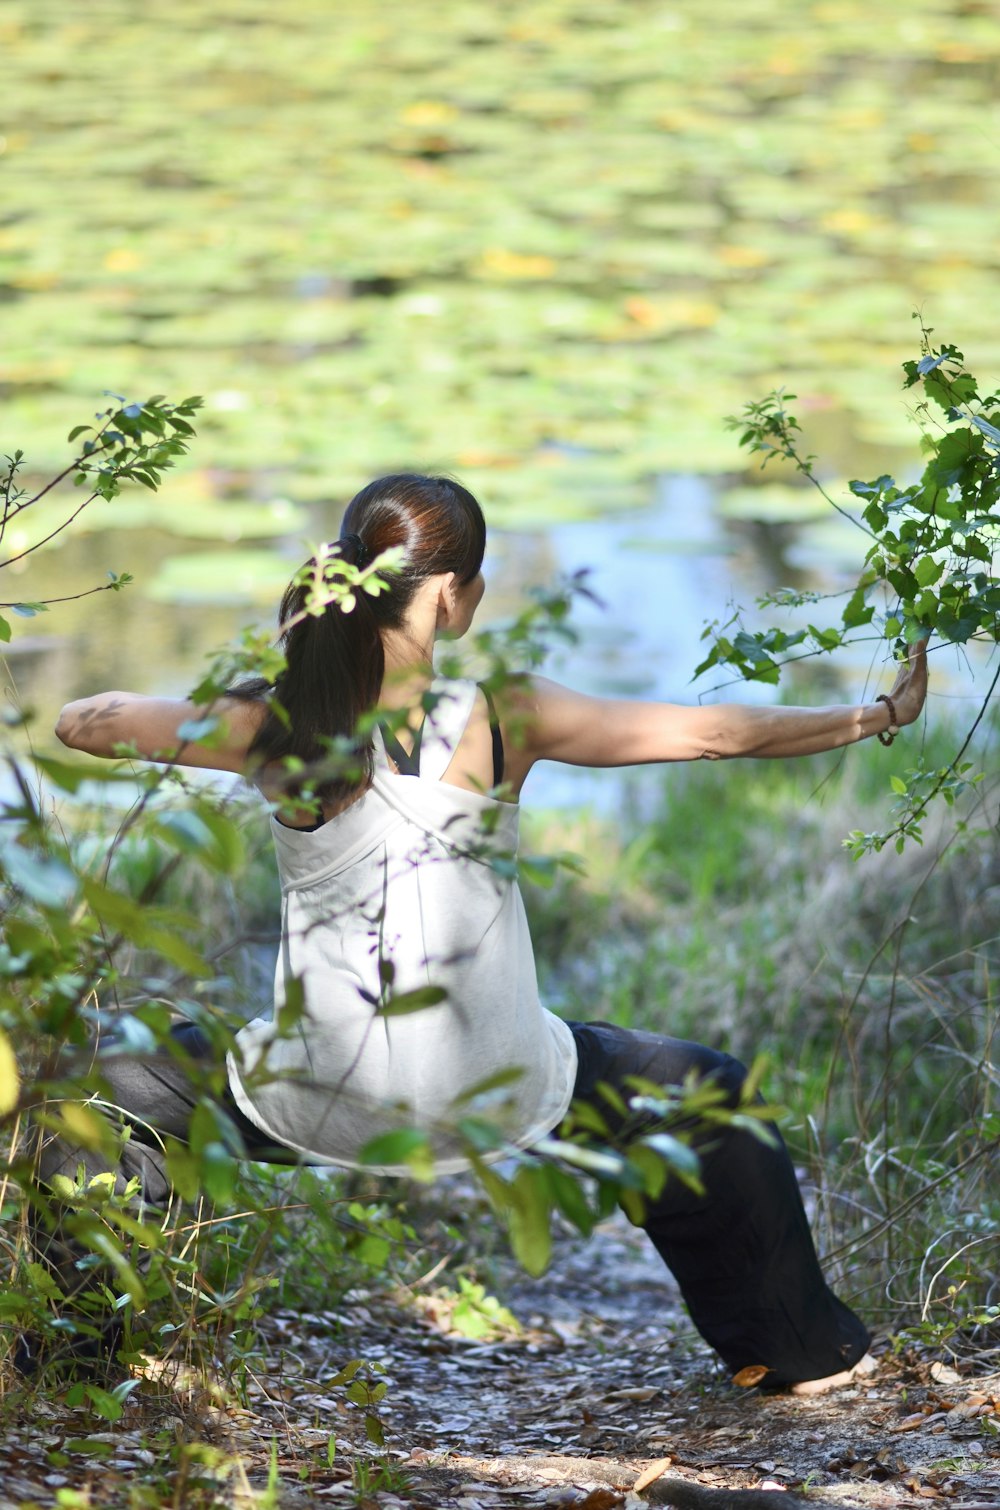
[227,678,578,1173]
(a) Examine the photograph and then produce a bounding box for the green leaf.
[543,1164,595,1236]
[507,1163,552,1276]
[200,1141,236,1203]
[0,615,10,644]
[359,1128,431,1166]
[842,584,874,629]
[149,810,217,858]
[562,1099,612,1136]
[164,1142,201,1202]
[196,808,246,873]
[453,1065,526,1103]
[2,844,78,908]
[84,1227,146,1306]
[914,557,944,588]
[83,1385,125,1423]
[378,985,447,1016]
[642,1131,702,1181]
[63,1436,116,1458]
[144,924,209,976]
[175,717,221,743]
[890,775,908,795]
[935,608,981,643]
[25,1261,63,1302]
[353,1233,391,1268]
[456,1115,507,1153]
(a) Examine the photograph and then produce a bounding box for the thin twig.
[0,581,127,609]
[0,493,98,571]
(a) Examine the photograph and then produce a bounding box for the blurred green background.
[3,0,998,744]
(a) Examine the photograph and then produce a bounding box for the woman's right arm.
[500,641,928,780]
[55,691,265,773]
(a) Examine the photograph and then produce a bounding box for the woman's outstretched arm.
[508,641,928,774]
[55,691,264,772]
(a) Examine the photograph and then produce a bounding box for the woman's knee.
[567,1020,751,1107]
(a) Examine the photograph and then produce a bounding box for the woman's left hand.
[885,637,929,728]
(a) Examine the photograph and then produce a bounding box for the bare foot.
[790,1352,877,1396]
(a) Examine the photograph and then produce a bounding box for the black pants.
[566,1021,870,1384]
[32,1020,869,1386]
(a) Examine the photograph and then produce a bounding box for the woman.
[50,473,928,1391]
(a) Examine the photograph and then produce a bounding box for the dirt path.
[2,1206,998,1508]
[248,1210,999,1509]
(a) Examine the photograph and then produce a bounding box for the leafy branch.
[0,394,201,644]
[706,321,1000,854]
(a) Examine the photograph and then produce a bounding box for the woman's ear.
[435,572,459,628]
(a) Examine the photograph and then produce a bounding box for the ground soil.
[2,1200,997,1509]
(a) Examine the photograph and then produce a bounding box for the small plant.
[326,1359,389,1448]
[350,1456,413,1502]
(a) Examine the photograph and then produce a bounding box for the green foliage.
[326,1358,390,1448]
[711,327,1000,855]
[460,1067,770,1278]
[723,332,1000,666]
[350,1456,413,1502]
[0,394,200,645]
[440,1276,521,1341]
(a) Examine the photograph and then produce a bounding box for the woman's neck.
[380,626,436,716]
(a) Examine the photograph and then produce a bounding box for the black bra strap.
[479,684,505,787]
[379,717,424,777]
[381,687,503,787]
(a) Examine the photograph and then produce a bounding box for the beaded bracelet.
[876,693,899,747]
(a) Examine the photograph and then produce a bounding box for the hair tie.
[338,532,370,569]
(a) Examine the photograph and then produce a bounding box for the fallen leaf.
[633,1458,672,1492]
[890,1413,927,1432]
[947,1400,986,1419]
[575,1492,623,1510]
[732,1365,771,1387]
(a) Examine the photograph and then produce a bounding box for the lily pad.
[147,549,297,604]
[718,484,829,522]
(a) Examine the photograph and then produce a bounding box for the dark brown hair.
[231,474,486,803]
